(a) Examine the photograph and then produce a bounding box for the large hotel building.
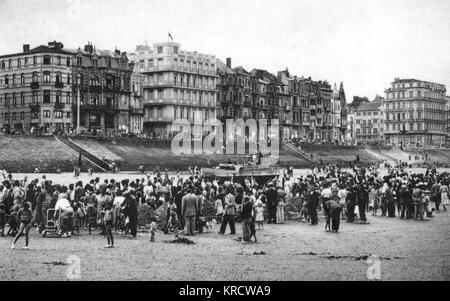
[384,78,447,147]
[129,42,218,138]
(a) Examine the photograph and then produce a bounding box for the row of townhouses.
[0,41,448,146]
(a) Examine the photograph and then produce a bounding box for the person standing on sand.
[431,181,441,212]
[242,196,256,243]
[122,189,138,238]
[11,202,33,250]
[439,181,449,211]
[218,188,236,235]
[181,187,198,236]
[264,183,277,224]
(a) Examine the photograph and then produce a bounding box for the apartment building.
[384,78,447,147]
[130,42,218,138]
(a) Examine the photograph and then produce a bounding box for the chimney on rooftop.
[84,42,93,54]
[48,41,64,50]
[226,57,231,68]
[23,44,30,52]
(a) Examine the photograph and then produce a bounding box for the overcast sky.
[1,0,449,100]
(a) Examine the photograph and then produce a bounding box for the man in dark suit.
[264,183,277,224]
[182,188,198,236]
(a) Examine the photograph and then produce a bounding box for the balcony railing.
[54,103,65,109]
[90,85,102,93]
[129,107,144,115]
[140,64,216,76]
[143,80,216,90]
[30,82,39,89]
[144,98,214,108]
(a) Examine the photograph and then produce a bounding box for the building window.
[57,56,61,66]
[65,92,71,104]
[20,92,25,106]
[43,55,51,65]
[32,91,38,104]
[1,61,4,69]
[66,58,71,67]
[43,110,51,118]
[54,111,63,118]
[55,72,62,84]
[32,72,38,83]
[56,91,61,104]
[174,46,178,53]
[43,90,51,103]
[77,57,82,66]
[43,71,51,83]
[157,46,163,54]
[33,56,37,65]
[21,74,25,85]
[93,59,98,68]
[17,58,21,68]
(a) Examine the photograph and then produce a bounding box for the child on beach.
[149,219,157,242]
[11,202,33,250]
[103,202,115,248]
[254,202,264,230]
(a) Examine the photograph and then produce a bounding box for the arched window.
[77,74,84,85]
[32,72,38,83]
[55,72,62,84]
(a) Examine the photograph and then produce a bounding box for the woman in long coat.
[385,187,396,218]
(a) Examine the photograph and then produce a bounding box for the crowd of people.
[0,161,448,249]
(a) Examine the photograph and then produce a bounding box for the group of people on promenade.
[0,161,448,249]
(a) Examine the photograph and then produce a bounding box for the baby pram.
[41,208,62,238]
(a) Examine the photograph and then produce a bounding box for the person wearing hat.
[306,185,320,225]
[412,184,424,220]
[398,184,412,219]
